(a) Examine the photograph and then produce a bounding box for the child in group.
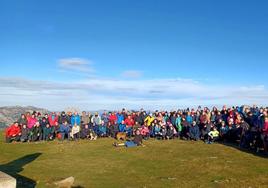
[70,123,80,140]
[207,127,220,144]
[20,124,29,142]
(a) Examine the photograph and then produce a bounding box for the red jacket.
[125,118,134,127]
[48,114,58,126]
[6,125,21,137]
[200,114,207,124]
[109,114,117,124]
[263,122,268,135]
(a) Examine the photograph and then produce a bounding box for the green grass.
[0,131,267,188]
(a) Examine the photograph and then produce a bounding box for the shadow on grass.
[219,142,268,159]
[0,152,42,188]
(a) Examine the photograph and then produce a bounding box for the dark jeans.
[61,132,70,140]
[208,136,219,142]
[73,133,80,140]
[6,136,20,143]
[32,133,43,142]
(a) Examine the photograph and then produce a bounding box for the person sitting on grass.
[32,121,42,142]
[80,124,90,139]
[166,122,177,140]
[154,123,162,140]
[219,121,228,141]
[189,121,200,141]
[140,125,150,140]
[98,120,107,137]
[119,120,126,133]
[5,122,21,143]
[160,124,167,140]
[59,121,71,140]
[43,123,52,141]
[207,127,220,144]
[20,124,29,142]
[109,122,119,138]
[181,118,190,140]
[114,130,143,147]
[70,123,80,141]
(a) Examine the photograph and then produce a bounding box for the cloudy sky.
[1,0,268,111]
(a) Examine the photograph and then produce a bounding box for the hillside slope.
[0,106,49,128]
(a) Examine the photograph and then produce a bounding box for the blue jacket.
[71,115,81,126]
[189,125,200,138]
[154,125,161,134]
[117,114,125,124]
[220,126,229,135]
[98,125,107,134]
[119,123,126,132]
[59,124,70,133]
[101,114,109,124]
[186,115,193,124]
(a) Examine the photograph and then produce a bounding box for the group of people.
[4,105,268,153]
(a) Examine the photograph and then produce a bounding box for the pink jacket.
[27,117,37,129]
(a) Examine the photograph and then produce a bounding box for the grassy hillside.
[0,132,267,188]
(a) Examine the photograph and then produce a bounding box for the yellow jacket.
[208,130,219,138]
[144,116,155,126]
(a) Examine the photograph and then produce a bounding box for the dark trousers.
[61,132,70,140]
[6,136,20,143]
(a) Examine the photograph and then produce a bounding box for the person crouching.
[5,122,21,143]
[207,127,220,144]
[81,124,90,139]
[59,121,71,140]
[20,124,29,142]
[70,123,80,141]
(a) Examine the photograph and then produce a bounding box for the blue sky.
[0,0,268,110]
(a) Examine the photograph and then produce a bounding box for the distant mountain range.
[0,106,49,129]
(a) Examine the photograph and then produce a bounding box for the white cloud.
[121,70,143,78]
[0,76,268,111]
[58,58,95,73]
